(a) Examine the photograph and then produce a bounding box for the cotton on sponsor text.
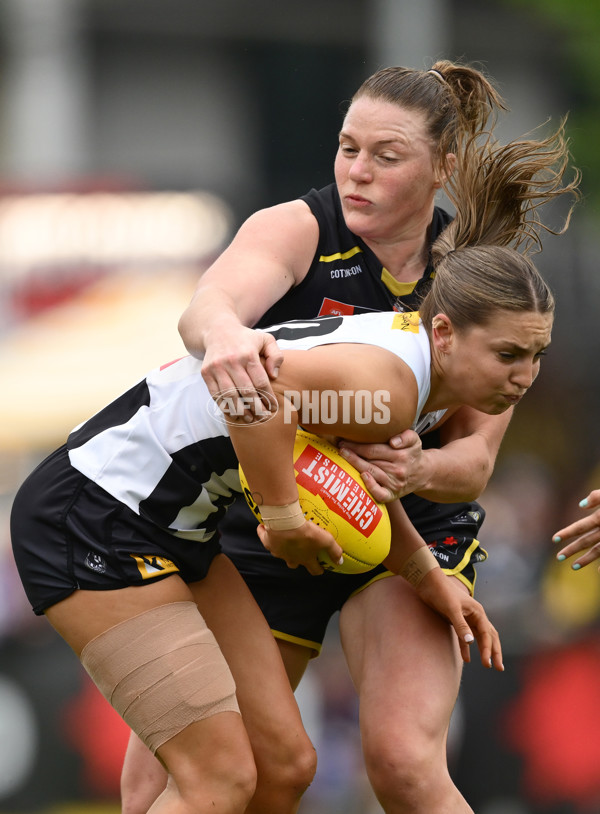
[330,265,362,278]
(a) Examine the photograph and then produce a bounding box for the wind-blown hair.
[420,119,581,332]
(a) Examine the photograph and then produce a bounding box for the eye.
[498,352,516,361]
[534,349,548,360]
[339,144,358,156]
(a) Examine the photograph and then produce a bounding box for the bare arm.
[228,343,417,574]
[338,405,513,503]
[383,501,504,670]
[178,199,319,402]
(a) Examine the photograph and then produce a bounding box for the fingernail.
[573,563,581,570]
[579,498,589,508]
[337,555,344,565]
[557,553,566,561]
[553,535,561,543]
[464,633,474,643]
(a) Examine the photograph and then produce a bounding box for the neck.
[364,235,430,282]
[422,354,459,413]
[361,208,435,283]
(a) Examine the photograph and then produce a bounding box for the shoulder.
[239,198,318,242]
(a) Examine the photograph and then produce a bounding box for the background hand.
[554,489,600,570]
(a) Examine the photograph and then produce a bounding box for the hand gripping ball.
[239,429,391,574]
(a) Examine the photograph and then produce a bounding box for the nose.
[348,152,373,183]
[510,361,537,391]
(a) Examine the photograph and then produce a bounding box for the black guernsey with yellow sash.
[220,183,487,656]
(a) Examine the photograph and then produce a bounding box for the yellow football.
[239,428,391,574]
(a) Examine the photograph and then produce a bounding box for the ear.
[430,313,454,354]
[433,153,456,188]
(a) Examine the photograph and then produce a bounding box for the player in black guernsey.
[221,184,485,644]
[119,62,579,814]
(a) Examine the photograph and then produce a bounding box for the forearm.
[178,287,244,359]
[414,409,512,502]
[383,500,437,574]
[228,395,300,506]
[413,438,494,502]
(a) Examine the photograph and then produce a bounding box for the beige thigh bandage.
[80,601,239,754]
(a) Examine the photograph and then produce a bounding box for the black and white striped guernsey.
[67,311,443,540]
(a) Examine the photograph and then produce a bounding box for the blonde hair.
[421,120,581,331]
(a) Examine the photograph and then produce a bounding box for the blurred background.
[1,1,600,812]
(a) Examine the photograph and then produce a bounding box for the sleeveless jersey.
[257,183,453,327]
[67,312,440,538]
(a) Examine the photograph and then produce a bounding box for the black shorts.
[10,445,221,615]
[221,493,488,655]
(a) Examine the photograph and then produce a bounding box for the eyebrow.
[502,341,552,353]
[338,131,409,148]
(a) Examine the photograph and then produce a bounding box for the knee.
[364,732,437,809]
[159,761,257,814]
[182,750,257,814]
[226,758,258,811]
[256,730,317,800]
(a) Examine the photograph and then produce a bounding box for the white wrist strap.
[260,500,305,531]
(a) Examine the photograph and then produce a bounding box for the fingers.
[261,334,284,380]
[357,470,398,503]
[338,447,408,502]
[338,432,424,500]
[256,522,342,575]
[553,496,600,569]
[339,440,398,465]
[557,539,600,569]
[416,571,504,672]
[460,601,504,671]
[201,332,281,420]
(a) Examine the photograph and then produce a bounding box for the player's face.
[334,97,446,245]
[440,310,553,415]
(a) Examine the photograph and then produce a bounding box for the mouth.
[501,393,524,405]
[344,193,372,207]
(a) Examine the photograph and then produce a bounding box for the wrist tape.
[400,545,440,587]
[259,500,305,531]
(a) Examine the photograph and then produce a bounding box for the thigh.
[45,574,195,655]
[340,574,464,734]
[189,555,309,745]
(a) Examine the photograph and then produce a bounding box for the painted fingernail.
[553,535,562,543]
[557,554,566,561]
[573,563,581,570]
[580,498,589,508]
[464,633,474,643]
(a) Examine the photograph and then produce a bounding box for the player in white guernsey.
[12,237,553,814]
